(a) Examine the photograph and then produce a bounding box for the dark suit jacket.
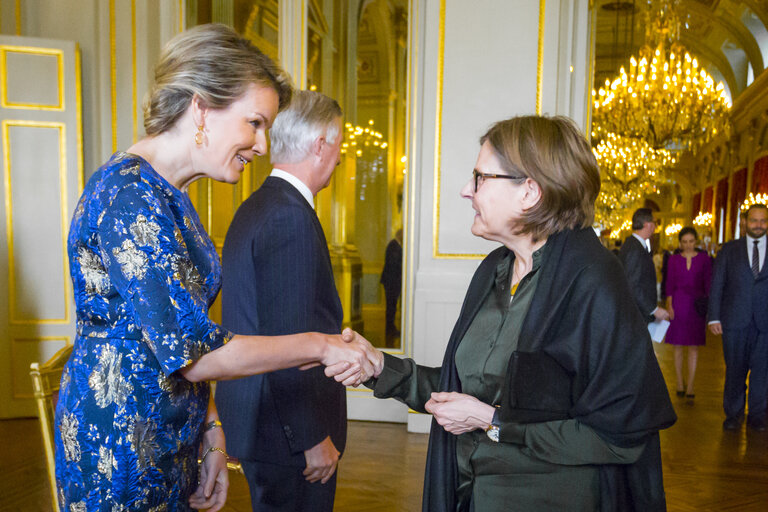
[618,235,658,319]
[380,238,402,292]
[709,237,768,331]
[215,176,346,467]
[371,229,675,511]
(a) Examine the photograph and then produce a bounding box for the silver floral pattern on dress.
[88,344,133,408]
[112,239,148,280]
[172,255,203,299]
[59,412,81,463]
[129,415,158,470]
[78,246,111,295]
[119,163,139,176]
[69,501,87,512]
[98,445,117,480]
[129,214,161,250]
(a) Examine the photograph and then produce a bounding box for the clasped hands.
[425,392,496,435]
[321,328,384,387]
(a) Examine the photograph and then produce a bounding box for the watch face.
[486,425,500,442]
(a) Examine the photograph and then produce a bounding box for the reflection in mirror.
[355,0,408,349]
[183,0,409,349]
[183,0,279,324]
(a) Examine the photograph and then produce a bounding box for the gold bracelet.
[204,419,222,432]
[201,446,227,463]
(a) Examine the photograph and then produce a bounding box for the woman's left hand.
[189,445,229,511]
[425,392,496,435]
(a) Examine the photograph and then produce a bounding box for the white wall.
[402,0,592,432]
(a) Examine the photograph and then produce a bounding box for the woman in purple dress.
[665,227,712,401]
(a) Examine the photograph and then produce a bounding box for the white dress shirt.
[270,168,315,208]
[633,233,651,252]
[745,234,766,272]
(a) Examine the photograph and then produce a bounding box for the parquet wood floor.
[2,332,767,511]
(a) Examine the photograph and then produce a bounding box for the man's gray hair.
[270,90,342,164]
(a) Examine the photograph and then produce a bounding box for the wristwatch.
[485,408,500,442]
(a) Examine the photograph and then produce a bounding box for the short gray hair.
[270,90,342,164]
[143,23,292,136]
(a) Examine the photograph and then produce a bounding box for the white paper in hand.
[648,319,670,343]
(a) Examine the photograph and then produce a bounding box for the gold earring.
[195,124,205,145]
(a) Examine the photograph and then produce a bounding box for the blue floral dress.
[54,152,233,511]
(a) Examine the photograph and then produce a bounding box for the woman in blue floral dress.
[54,24,376,512]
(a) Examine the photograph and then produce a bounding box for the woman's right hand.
[323,328,383,386]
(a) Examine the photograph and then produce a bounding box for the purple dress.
[665,251,712,346]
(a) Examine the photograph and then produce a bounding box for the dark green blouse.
[371,245,645,511]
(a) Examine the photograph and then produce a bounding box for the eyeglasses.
[473,169,526,192]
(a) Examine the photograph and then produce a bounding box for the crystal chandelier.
[591,0,731,229]
[341,120,387,202]
[593,132,677,225]
[592,0,731,151]
[740,193,768,212]
[693,211,713,227]
[665,223,682,236]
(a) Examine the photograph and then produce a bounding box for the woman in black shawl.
[337,115,676,511]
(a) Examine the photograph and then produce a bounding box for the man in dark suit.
[709,203,768,432]
[618,208,670,321]
[380,228,402,346]
[215,90,346,511]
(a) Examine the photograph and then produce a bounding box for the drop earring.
[195,124,205,145]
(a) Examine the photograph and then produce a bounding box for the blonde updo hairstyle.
[143,23,293,136]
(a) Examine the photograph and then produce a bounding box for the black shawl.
[422,228,677,512]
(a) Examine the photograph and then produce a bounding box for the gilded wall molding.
[0,45,64,111]
[431,0,546,260]
[110,0,117,152]
[2,120,71,325]
[536,0,545,116]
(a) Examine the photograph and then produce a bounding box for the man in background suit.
[709,203,768,432]
[380,228,402,346]
[618,207,670,321]
[216,90,346,511]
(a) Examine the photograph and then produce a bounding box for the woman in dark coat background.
[338,115,677,511]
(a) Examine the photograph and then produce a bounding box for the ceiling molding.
[716,9,763,72]
[741,0,768,35]
[682,0,763,74]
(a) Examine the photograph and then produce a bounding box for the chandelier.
[665,223,682,236]
[341,120,387,202]
[740,193,768,212]
[592,0,731,229]
[593,132,677,225]
[592,0,731,151]
[693,211,713,227]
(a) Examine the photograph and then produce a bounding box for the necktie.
[753,240,760,278]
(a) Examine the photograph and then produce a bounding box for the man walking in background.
[709,203,768,432]
[619,207,670,322]
[216,90,347,510]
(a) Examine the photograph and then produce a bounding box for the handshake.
[316,328,384,387]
